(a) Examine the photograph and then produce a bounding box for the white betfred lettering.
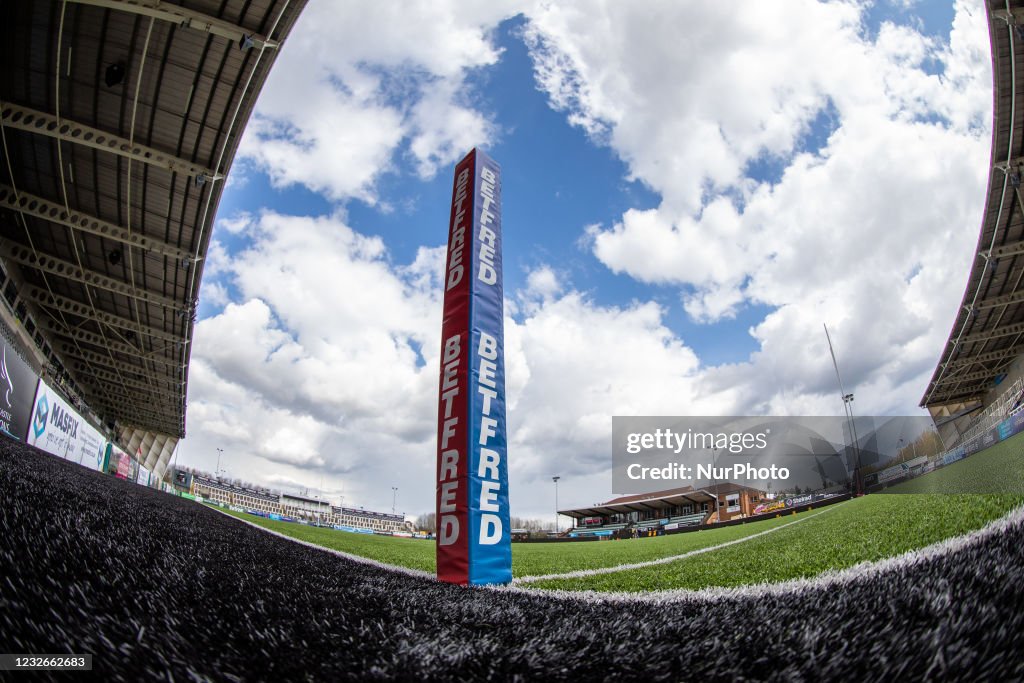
[479,225,497,248]
[476,167,498,285]
[439,515,459,545]
[479,417,497,446]
[479,359,497,388]
[478,332,498,360]
[478,263,497,285]
[479,243,495,267]
[439,481,458,513]
[479,481,500,512]
[441,417,458,451]
[477,386,496,416]
[440,450,459,481]
[444,334,461,363]
[441,360,458,391]
[445,168,471,291]
[479,514,501,545]
[440,388,459,419]
[478,448,500,479]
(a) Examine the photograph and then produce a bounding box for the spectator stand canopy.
[0,0,307,478]
[923,1,1024,433]
[558,484,765,526]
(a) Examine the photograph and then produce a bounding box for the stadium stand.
[922,2,1024,451]
[567,522,628,538]
[0,0,307,479]
[667,513,706,527]
[949,376,1024,450]
[190,474,411,533]
[560,484,765,532]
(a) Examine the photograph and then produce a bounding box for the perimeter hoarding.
[27,379,105,471]
[435,148,512,586]
[0,338,39,441]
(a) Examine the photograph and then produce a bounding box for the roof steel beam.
[54,336,183,372]
[96,402,181,432]
[0,102,214,178]
[0,185,191,261]
[22,285,183,344]
[981,238,1024,261]
[81,377,182,405]
[40,308,183,355]
[933,367,1009,387]
[99,389,181,413]
[974,288,1024,310]
[67,359,182,395]
[957,320,1024,345]
[947,344,1024,369]
[925,389,986,405]
[67,0,280,50]
[90,390,181,415]
[0,238,183,310]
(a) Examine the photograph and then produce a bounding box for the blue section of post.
[466,149,512,585]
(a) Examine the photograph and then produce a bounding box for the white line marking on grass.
[490,502,1024,604]
[210,506,435,581]
[512,504,843,585]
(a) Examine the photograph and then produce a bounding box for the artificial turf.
[4,434,1024,680]
[219,429,1024,592]
[531,493,1022,591]
[219,504,818,577]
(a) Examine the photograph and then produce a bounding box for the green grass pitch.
[214,431,1024,592]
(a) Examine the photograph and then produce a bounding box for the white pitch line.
[208,499,1024,607]
[209,506,435,581]
[491,502,1024,604]
[512,503,843,585]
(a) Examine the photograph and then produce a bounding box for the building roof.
[922,2,1024,408]
[559,483,765,520]
[0,0,307,478]
[192,475,278,502]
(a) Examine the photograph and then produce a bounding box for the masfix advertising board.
[435,148,512,586]
[26,379,103,470]
[27,379,79,459]
[0,337,39,441]
[73,420,105,472]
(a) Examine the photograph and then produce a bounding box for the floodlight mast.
[824,324,863,496]
[552,476,560,532]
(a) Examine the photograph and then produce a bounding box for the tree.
[415,512,436,532]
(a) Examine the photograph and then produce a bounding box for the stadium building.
[558,483,766,537]
[921,3,1024,458]
[190,474,411,534]
[0,0,306,478]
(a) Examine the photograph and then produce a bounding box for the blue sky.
[182,1,993,520]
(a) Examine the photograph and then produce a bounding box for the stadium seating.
[667,513,706,527]
[634,519,666,530]
[956,377,1024,449]
[569,522,628,536]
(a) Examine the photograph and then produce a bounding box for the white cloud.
[187,210,718,514]
[183,1,997,520]
[524,0,991,400]
[239,0,522,203]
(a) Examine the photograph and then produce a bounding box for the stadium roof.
[558,483,764,520]
[0,0,306,476]
[922,1,1024,409]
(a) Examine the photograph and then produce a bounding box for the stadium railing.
[954,377,1024,452]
